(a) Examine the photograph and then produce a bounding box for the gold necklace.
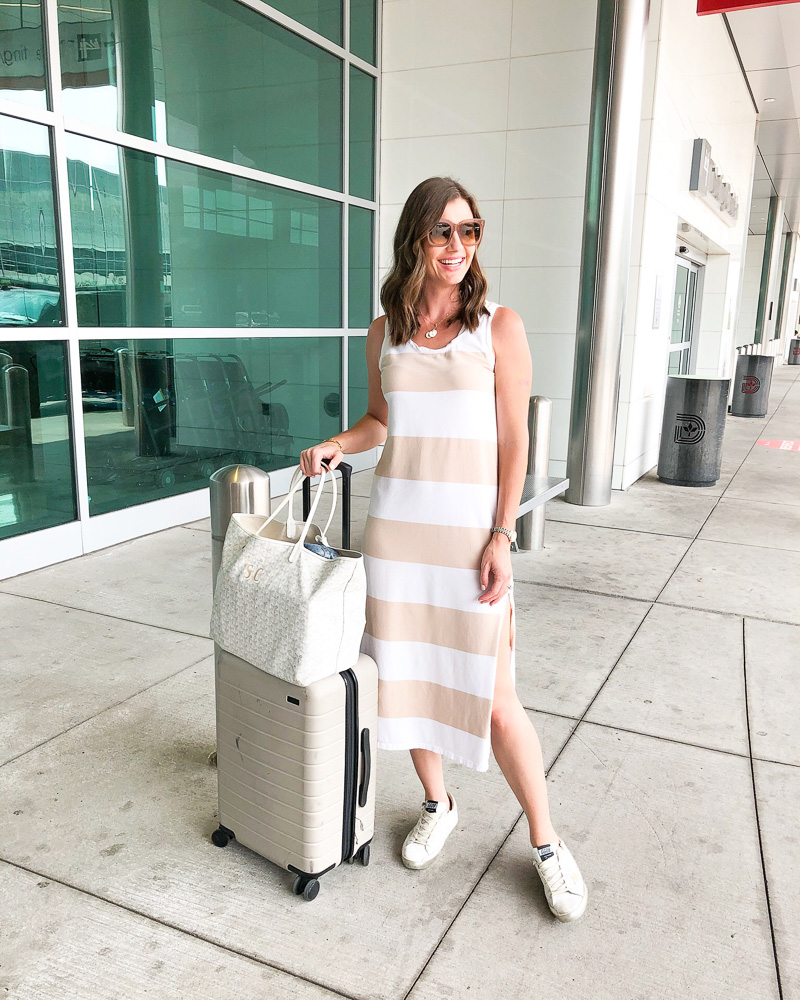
[420,311,455,339]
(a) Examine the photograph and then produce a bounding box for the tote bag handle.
[253,464,337,562]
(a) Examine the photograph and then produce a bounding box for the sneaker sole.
[401,853,440,871]
[552,885,588,923]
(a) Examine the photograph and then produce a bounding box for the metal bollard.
[516,396,552,551]
[210,465,271,591]
[3,365,34,483]
[116,347,135,427]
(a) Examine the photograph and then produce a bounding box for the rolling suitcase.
[211,647,378,901]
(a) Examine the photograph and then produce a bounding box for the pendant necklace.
[421,311,454,339]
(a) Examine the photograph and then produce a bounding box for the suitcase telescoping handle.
[358,728,371,808]
[302,459,352,549]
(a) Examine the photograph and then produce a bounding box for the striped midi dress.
[360,300,516,772]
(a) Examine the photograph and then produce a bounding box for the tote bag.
[210,465,367,685]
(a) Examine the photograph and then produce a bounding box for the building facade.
[2,0,799,578]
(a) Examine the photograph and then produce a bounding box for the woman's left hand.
[479,536,513,606]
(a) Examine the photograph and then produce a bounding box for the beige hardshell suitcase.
[211,647,378,900]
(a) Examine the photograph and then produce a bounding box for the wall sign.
[689,139,739,223]
[698,2,800,14]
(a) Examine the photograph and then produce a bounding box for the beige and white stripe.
[360,302,516,772]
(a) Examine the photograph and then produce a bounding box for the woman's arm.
[479,306,532,605]
[300,316,389,476]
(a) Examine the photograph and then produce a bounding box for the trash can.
[210,465,271,591]
[789,338,800,366]
[657,376,730,487]
[731,354,774,418]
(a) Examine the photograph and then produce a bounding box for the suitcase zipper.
[340,668,359,862]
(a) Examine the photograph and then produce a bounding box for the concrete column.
[566,0,650,507]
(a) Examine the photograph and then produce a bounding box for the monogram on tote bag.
[210,465,367,686]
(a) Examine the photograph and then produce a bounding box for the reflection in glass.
[81,336,341,515]
[0,116,63,327]
[267,0,342,44]
[350,0,376,64]
[66,134,342,328]
[0,0,48,109]
[58,0,343,190]
[349,66,376,200]
[0,341,76,540]
[348,206,373,328]
[347,335,367,429]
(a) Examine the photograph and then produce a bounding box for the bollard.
[116,347,135,426]
[516,396,552,551]
[658,376,729,487]
[210,465,271,591]
[3,364,35,483]
[731,354,774,418]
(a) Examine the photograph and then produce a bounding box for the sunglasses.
[427,219,485,247]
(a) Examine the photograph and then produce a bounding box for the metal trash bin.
[210,465,271,590]
[657,376,730,487]
[731,354,774,418]
[789,338,800,366]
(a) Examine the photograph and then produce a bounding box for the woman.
[300,177,587,922]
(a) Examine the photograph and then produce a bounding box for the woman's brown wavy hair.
[380,177,489,346]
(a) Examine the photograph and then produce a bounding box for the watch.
[491,526,517,544]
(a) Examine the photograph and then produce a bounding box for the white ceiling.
[725,3,800,236]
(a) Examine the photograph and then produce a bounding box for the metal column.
[566,0,650,506]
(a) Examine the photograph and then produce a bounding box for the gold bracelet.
[323,437,345,453]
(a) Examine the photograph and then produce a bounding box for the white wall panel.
[510,0,598,58]
[504,125,590,200]
[500,267,581,334]
[508,50,595,130]
[382,61,511,139]
[382,0,513,71]
[501,197,585,268]
[379,132,508,203]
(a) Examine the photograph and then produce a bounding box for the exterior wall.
[614,0,758,490]
[379,0,598,477]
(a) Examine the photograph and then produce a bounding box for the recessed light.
[764,97,776,103]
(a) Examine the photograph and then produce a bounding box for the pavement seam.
[0,651,213,771]
[533,710,800,769]
[742,618,785,1000]
[0,859,357,1000]
[0,590,211,641]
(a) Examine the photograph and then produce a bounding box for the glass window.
[0,340,76,540]
[268,0,342,45]
[348,206,373,328]
[347,335,367,429]
[1,116,63,327]
[0,0,48,110]
[80,336,341,516]
[350,0,376,65]
[349,66,375,200]
[58,0,343,190]
[66,134,342,328]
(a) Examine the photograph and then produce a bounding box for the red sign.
[757,439,800,451]
[698,0,800,12]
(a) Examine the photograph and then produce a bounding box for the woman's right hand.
[299,440,344,478]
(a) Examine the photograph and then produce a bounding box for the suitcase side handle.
[358,727,371,808]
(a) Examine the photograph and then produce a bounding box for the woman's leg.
[409,748,449,804]
[490,602,558,847]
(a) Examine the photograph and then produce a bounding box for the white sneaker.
[401,795,458,870]
[532,839,588,922]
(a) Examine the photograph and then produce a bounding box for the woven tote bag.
[210,465,367,685]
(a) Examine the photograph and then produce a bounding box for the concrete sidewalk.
[1,366,798,1000]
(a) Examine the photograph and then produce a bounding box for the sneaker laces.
[409,809,438,846]
[538,854,569,896]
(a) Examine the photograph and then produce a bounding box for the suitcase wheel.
[211,825,234,848]
[359,844,371,867]
[293,875,320,901]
